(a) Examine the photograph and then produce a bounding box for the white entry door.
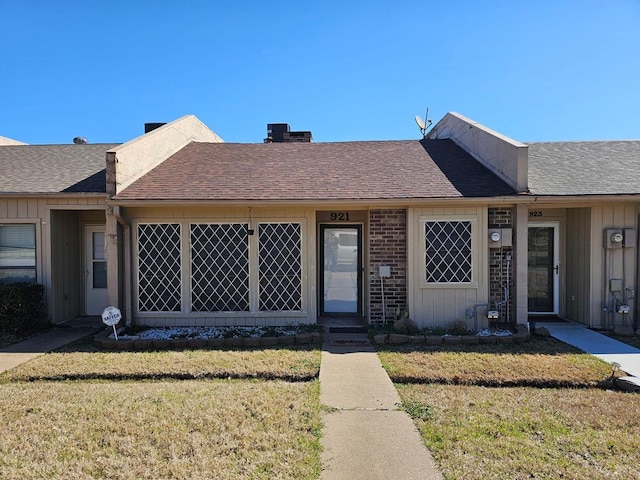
[85,226,107,315]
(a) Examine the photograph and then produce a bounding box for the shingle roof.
[114,139,515,201]
[0,144,119,194]
[528,141,640,195]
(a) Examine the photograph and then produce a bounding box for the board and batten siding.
[1,196,106,323]
[407,206,488,329]
[126,206,317,327]
[589,203,638,329]
[565,208,591,324]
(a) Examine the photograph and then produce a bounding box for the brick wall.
[488,208,515,324]
[369,209,407,322]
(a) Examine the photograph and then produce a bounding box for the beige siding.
[590,204,638,328]
[127,206,317,326]
[565,208,591,322]
[407,206,488,329]
[1,196,106,323]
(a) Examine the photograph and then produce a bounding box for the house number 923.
[330,212,351,221]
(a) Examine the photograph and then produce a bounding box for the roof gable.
[114,139,515,202]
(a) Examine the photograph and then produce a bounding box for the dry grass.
[378,337,612,387]
[397,384,640,480]
[0,380,321,479]
[381,336,640,479]
[2,337,321,383]
[0,340,322,479]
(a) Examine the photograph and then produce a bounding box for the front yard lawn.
[379,337,640,480]
[0,338,322,480]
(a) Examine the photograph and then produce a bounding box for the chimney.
[265,123,312,143]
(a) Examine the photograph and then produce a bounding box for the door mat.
[329,326,368,334]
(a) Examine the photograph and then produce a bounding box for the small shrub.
[0,283,49,335]
[447,319,472,336]
[394,317,419,334]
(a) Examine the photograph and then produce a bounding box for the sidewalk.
[319,327,441,480]
[0,321,101,374]
[543,321,640,378]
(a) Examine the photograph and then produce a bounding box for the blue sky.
[1,1,639,144]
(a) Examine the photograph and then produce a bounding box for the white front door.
[528,222,560,315]
[85,226,107,315]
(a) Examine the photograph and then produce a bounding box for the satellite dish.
[73,137,88,145]
[414,108,433,138]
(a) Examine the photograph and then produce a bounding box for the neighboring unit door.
[85,226,108,315]
[320,225,362,315]
[528,223,559,315]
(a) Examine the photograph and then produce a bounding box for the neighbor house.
[2,113,639,333]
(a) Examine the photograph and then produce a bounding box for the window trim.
[419,215,478,288]
[0,222,38,283]
[133,218,307,317]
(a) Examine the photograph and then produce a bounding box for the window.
[190,224,249,312]
[258,223,302,311]
[0,224,36,283]
[137,223,182,312]
[424,220,472,284]
[136,220,304,315]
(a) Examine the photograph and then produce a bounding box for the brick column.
[369,209,407,322]
[488,207,515,324]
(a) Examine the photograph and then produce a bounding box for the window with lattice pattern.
[425,220,472,283]
[258,223,302,311]
[137,223,182,312]
[190,224,249,312]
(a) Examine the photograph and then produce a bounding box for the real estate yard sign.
[101,306,122,340]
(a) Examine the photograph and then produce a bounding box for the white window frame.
[0,223,37,283]
[420,215,478,288]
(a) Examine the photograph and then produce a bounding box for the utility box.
[604,229,624,249]
[379,265,391,278]
[609,278,623,293]
[623,228,637,248]
[488,228,512,248]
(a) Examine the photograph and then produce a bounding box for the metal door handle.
[554,265,559,274]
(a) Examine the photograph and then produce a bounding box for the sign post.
[101,306,122,340]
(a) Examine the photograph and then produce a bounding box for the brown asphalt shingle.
[114,139,515,201]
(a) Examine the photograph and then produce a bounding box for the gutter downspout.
[112,205,132,328]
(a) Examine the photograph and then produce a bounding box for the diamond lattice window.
[190,224,249,312]
[258,223,302,311]
[425,221,472,283]
[138,223,182,312]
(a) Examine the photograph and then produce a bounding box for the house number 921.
[330,212,351,221]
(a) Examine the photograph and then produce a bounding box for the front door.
[320,225,362,315]
[85,226,107,315]
[528,223,559,315]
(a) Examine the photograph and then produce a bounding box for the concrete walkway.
[543,321,640,377]
[0,319,102,374]
[319,328,441,480]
